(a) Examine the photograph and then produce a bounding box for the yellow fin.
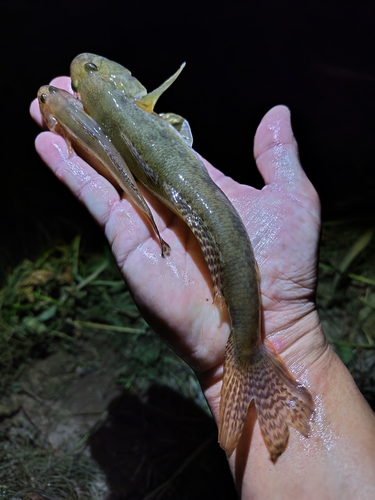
[136,63,186,113]
[219,336,314,462]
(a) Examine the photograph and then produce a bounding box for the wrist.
[198,314,375,499]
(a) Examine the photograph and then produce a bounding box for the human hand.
[30,76,323,376]
[31,78,375,498]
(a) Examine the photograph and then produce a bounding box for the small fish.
[46,54,314,461]
[37,85,170,257]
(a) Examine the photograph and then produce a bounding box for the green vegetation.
[0,220,374,498]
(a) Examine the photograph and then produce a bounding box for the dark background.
[2,0,375,277]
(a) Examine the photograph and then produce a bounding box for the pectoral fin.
[159,112,193,147]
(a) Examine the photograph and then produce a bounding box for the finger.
[35,131,121,228]
[30,97,44,127]
[49,76,72,93]
[254,105,311,192]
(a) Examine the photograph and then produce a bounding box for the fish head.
[38,85,84,128]
[70,53,147,100]
[37,85,61,130]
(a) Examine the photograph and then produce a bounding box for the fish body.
[70,55,261,354]
[40,54,314,460]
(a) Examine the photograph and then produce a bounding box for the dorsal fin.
[136,63,186,113]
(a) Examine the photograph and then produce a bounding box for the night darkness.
[2,0,375,277]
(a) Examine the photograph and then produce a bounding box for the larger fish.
[65,53,313,461]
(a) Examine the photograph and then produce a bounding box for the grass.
[0,220,374,498]
[317,218,375,405]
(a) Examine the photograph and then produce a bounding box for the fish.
[47,54,314,461]
[37,84,170,257]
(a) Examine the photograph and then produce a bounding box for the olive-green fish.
[57,53,313,461]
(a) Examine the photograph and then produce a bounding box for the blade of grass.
[76,260,108,290]
[347,273,375,285]
[69,319,146,334]
[331,228,374,296]
[362,327,374,346]
[68,234,81,281]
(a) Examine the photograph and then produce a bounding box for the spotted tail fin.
[218,335,314,462]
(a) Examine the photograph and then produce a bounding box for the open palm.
[30,77,323,388]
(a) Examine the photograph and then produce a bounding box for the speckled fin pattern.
[168,188,223,298]
[219,336,314,462]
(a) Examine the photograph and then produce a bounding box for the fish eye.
[84,62,98,72]
[48,86,58,94]
[39,93,47,104]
